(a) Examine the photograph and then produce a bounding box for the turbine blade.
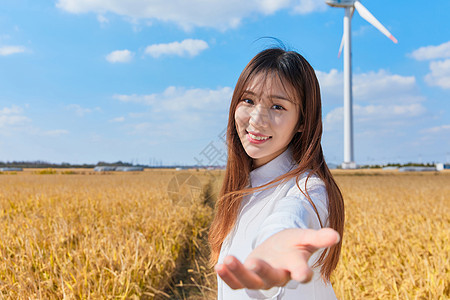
[354,1,398,43]
[338,34,344,58]
[338,7,354,58]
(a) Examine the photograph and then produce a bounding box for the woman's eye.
[242,99,254,105]
[272,104,284,110]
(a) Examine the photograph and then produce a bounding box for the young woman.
[209,47,345,299]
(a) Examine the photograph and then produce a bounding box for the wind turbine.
[326,0,397,169]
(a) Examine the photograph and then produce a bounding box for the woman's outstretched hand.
[215,228,340,290]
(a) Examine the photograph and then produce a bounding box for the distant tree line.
[0,160,135,169]
[357,162,437,169]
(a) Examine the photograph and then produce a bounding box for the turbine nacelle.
[326,0,356,8]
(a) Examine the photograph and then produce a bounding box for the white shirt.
[217,147,337,300]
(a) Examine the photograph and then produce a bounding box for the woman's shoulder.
[284,171,327,197]
[255,171,329,243]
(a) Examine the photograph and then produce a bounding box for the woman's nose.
[249,105,269,128]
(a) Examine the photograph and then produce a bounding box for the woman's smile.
[247,130,272,144]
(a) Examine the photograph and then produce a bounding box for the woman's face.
[234,73,301,168]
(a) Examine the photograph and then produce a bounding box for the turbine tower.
[326,0,397,169]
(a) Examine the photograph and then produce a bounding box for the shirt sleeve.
[245,286,284,299]
[243,176,329,299]
[253,175,329,249]
[245,280,301,299]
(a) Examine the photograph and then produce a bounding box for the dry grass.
[0,169,448,299]
[331,171,450,299]
[0,169,214,299]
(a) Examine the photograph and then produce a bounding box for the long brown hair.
[208,47,345,281]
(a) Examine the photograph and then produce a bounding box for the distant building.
[115,166,144,172]
[94,166,116,172]
[94,166,144,172]
[0,167,23,171]
[398,166,436,172]
[436,163,450,171]
[382,166,398,170]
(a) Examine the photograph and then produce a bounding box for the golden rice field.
[331,171,449,299]
[0,168,449,299]
[0,169,217,299]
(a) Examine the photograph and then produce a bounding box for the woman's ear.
[297,124,304,132]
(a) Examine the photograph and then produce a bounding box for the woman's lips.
[246,131,271,144]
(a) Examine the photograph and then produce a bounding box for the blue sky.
[1,0,449,166]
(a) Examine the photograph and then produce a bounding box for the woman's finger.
[287,257,314,283]
[215,262,245,290]
[293,228,340,251]
[244,258,291,287]
[222,256,266,290]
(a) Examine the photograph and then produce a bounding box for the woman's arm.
[215,228,339,290]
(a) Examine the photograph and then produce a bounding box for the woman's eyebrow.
[270,95,294,103]
[242,90,256,96]
[242,90,294,103]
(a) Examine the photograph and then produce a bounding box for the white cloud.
[0,45,26,56]
[409,41,450,61]
[293,0,327,14]
[408,42,450,90]
[145,39,209,58]
[325,103,426,129]
[420,124,450,134]
[114,86,232,140]
[317,69,422,105]
[0,114,30,128]
[316,69,342,102]
[114,86,232,112]
[56,0,326,30]
[113,94,156,105]
[105,49,133,63]
[110,116,125,122]
[66,104,101,117]
[321,67,428,149]
[0,105,70,140]
[97,14,109,24]
[0,105,23,115]
[354,70,420,104]
[0,105,30,128]
[424,59,450,89]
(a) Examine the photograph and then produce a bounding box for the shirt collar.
[249,146,296,188]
